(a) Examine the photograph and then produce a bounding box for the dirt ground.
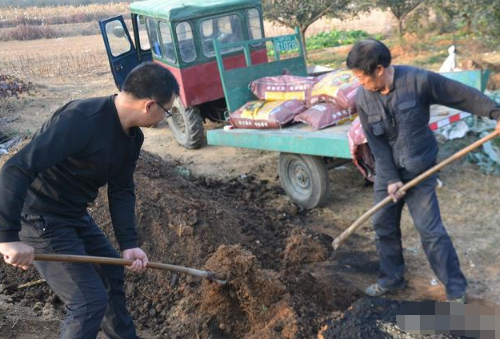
[1,30,500,338]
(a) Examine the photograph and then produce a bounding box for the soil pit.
[0,149,362,338]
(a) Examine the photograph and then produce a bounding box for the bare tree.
[375,0,424,38]
[262,0,356,60]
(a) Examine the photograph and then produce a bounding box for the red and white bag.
[229,100,306,129]
[294,103,357,130]
[250,75,318,105]
[311,70,360,110]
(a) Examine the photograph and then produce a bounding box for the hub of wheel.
[293,165,310,190]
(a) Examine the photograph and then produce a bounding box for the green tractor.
[100,0,267,149]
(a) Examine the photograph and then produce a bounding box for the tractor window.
[105,20,132,57]
[176,22,197,63]
[247,9,263,41]
[200,14,243,58]
[146,17,162,58]
[159,22,176,63]
[201,20,213,37]
[136,15,151,51]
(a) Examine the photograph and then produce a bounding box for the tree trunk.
[464,15,472,34]
[299,26,308,62]
[398,18,404,38]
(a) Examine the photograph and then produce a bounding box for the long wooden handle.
[332,130,499,250]
[34,254,225,283]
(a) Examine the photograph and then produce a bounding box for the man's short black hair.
[122,62,180,105]
[346,39,392,75]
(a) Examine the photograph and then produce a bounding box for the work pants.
[19,212,137,339]
[372,174,467,299]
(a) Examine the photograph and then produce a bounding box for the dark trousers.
[19,212,137,339]
[372,174,467,299]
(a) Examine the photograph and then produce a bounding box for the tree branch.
[273,17,295,29]
[401,0,424,20]
[308,4,336,25]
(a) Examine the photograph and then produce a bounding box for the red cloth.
[348,117,376,182]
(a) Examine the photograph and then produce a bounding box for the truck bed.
[207,105,470,159]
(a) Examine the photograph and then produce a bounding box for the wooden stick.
[17,279,46,289]
[332,130,499,250]
[34,254,226,284]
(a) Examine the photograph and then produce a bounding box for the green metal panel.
[207,123,352,158]
[440,69,490,92]
[130,0,261,21]
[214,30,307,113]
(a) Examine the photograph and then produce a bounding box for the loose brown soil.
[0,148,363,338]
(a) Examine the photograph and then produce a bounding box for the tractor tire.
[166,97,204,149]
[278,153,330,209]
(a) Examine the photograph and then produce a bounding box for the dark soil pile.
[320,298,467,339]
[321,298,407,339]
[0,150,363,338]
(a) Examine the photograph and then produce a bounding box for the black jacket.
[0,96,144,250]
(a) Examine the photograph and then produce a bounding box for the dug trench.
[0,149,459,339]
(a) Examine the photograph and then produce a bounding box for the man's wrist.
[387,178,402,185]
[119,240,139,251]
[0,231,21,243]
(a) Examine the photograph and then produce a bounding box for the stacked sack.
[294,70,360,129]
[229,75,316,129]
[229,100,306,129]
[228,70,360,130]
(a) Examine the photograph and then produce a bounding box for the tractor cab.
[100,0,267,148]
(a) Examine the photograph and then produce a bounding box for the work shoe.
[446,295,466,304]
[365,282,405,297]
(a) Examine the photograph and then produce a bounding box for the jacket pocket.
[368,115,385,136]
[396,99,425,129]
[23,214,48,233]
[397,99,417,112]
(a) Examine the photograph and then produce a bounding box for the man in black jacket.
[346,39,500,303]
[0,62,179,338]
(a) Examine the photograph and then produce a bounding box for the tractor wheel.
[278,153,330,209]
[166,97,204,149]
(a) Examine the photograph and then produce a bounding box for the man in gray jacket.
[346,39,500,303]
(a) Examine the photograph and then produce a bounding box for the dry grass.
[0,35,109,78]
[0,3,129,28]
[2,51,107,77]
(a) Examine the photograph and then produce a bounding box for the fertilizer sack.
[311,70,360,110]
[250,75,318,105]
[229,100,306,129]
[294,103,357,130]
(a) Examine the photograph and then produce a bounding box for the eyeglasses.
[155,101,173,118]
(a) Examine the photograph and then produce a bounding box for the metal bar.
[243,44,252,67]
